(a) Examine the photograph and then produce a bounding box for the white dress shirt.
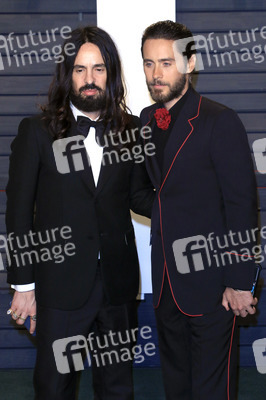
[12,103,103,292]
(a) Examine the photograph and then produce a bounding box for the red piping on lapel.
[157,96,203,317]
[143,109,156,127]
[160,96,202,191]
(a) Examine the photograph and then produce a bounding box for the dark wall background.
[0,0,265,368]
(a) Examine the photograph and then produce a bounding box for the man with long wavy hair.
[6,26,154,400]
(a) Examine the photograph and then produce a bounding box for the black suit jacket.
[6,113,154,310]
[140,87,258,315]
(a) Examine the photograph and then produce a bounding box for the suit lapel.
[67,119,130,196]
[161,89,202,188]
[94,143,113,195]
[67,113,96,194]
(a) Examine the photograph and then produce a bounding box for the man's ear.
[187,54,196,74]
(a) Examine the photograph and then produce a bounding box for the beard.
[147,74,187,104]
[70,83,107,113]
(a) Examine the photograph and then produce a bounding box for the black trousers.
[155,276,238,400]
[33,265,137,400]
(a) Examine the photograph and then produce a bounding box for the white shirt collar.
[70,102,100,122]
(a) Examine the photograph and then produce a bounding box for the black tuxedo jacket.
[6,114,154,310]
[140,87,258,315]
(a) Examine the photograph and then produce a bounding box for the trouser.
[155,276,238,400]
[33,264,137,400]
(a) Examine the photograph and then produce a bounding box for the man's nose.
[153,64,163,80]
[85,69,94,84]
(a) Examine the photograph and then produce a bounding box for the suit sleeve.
[129,115,155,218]
[130,159,155,218]
[210,108,258,290]
[5,117,41,285]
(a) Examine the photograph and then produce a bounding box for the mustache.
[79,83,103,93]
[148,80,169,87]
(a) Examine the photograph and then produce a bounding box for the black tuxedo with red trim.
[140,87,258,316]
[140,86,258,399]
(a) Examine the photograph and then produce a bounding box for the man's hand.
[9,290,36,334]
[222,287,258,317]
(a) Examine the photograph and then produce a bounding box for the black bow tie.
[76,116,105,146]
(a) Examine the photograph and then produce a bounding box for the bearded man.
[140,20,258,400]
[6,26,154,400]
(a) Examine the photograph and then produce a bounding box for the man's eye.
[144,62,152,67]
[163,62,171,67]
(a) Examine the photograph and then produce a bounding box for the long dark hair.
[41,26,131,140]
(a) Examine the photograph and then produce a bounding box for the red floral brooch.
[154,108,171,130]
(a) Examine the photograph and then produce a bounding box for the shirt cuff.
[11,283,35,292]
